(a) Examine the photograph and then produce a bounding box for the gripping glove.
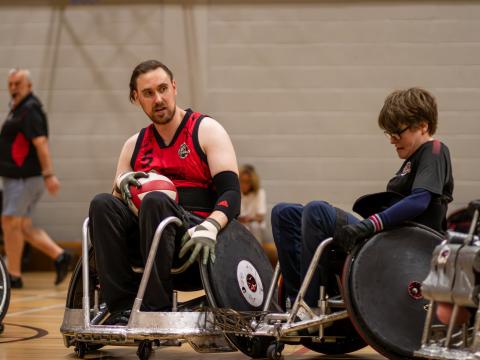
[179,218,221,267]
[334,218,375,253]
[115,171,149,207]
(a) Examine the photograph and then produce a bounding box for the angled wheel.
[343,225,442,360]
[201,220,280,358]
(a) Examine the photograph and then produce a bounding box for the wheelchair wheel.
[65,247,104,352]
[0,255,10,328]
[201,220,280,358]
[343,224,442,360]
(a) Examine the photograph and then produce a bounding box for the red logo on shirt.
[11,132,29,167]
[217,200,229,208]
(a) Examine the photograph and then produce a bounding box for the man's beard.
[150,105,176,125]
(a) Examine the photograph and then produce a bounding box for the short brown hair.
[378,87,438,135]
[240,164,260,194]
[129,60,174,102]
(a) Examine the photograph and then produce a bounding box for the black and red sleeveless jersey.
[130,109,215,215]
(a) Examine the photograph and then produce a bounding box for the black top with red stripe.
[131,109,216,214]
[386,139,454,231]
[0,93,48,178]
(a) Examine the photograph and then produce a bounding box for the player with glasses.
[271,87,454,309]
[384,125,410,141]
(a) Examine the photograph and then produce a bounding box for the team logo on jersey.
[141,149,154,167]
[400,161,412,176]
[178,142,190,159]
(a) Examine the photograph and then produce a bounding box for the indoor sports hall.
[1,1,479,360]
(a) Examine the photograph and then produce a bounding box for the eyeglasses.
[384,126,410,141]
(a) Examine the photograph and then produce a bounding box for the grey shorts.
[2,176,44,217]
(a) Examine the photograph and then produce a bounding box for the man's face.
[134,68,177,125]
[8,71,31,108]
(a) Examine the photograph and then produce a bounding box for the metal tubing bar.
[172,291,178,312]
[279,310,349,336]
[81,217,91,328]
[421,300,435,345]
[466,210,480,245]
[263,262,281,312]
[288,238,333,324]
[132,216,182,313]
[200,262,217,308]
[445,304,459,348]
[470,299,480,351]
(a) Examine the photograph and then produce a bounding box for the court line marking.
[9,291,67,304]
[0,322,49,343]
[6,303,65,317]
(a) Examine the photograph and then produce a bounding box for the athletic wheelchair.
[257,222,442,360]
[0,254,10,334]
[415,200,480,360]
[61,209,444,360]
[61,217,279,359]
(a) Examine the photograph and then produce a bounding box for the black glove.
[115,171,149,205]
[334,219,375,253]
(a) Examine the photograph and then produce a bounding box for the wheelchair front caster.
[0,323,4,334]
[267,341,284,360]
[137,340,153,360]
[74,342,86,359]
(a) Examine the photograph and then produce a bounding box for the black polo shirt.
[386,140,454,231]
[0,93,49,178]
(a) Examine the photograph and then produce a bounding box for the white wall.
[0,0,479,240]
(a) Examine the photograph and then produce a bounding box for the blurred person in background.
[0,68,72,289]
[239,164,267,243]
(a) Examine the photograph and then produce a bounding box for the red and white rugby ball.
[128,172,177,215]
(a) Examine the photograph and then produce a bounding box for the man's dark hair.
[129,60,174,102]
[378,87,438,135]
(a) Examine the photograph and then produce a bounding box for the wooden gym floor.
[1,272,386,360]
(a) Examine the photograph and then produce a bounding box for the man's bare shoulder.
[199,116,227,134]
[122,132,140,148]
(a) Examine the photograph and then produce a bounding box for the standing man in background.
[0,68,72,288]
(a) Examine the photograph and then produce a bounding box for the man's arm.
[112,133,139,199]
[32,136,60,195]
[198,117,239,229]
[178,117,240,267]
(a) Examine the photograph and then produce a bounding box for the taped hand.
[179,218,221,267]
[115,171,149,206]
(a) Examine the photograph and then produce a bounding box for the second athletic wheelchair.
[0,254,9,335]
[61,204,445,360]
[415,200,480,360]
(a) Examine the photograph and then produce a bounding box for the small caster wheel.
[267,341,284,360]
[0,323,4,334]
[137,340,153,360]
[74,342,87,359]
